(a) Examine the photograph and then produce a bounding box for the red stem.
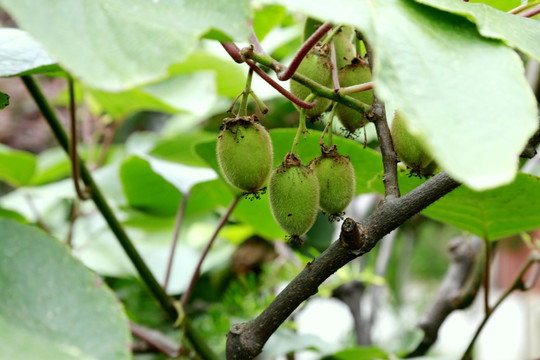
[519,5,540,17]
[277,22,332,81]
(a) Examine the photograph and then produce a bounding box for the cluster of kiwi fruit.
[217,115,356,242]
[216,21,436,243]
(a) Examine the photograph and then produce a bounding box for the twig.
[249,31,263,54]
[20,75,219,360]
[340,82,374,96]
[180,196,241,306]
[226,171,460,360]
[243,50,371,115]
[508,0,540,15]
[330,40,340,90]
[332,281,369,345]
[291,94,314,156]
[483,239,491,315]
[277,22,332,81]
[163,193,190,292]
[95,120,119,169]
[239,68,254,117]
[460,252,540,360]
[65,199,79,247]
[407,236,484,358]
[364,41,400,199]
[518,4,540,18]
[67,76,91,200]
[130,321,180,358]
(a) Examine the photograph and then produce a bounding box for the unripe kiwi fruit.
[391,112,433,173]
[310,145,356,216]
[336,57,373,133]
[268,153,319,240]
[333,26,356,70]
[290,44,333,118]
[217,116,273,192]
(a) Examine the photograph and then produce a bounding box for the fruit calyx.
[282,152,302,168]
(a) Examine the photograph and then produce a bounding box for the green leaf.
[0,91,9,109]
[273,0,538,190]
[0,144,36,187]
[0,0,251,91]
[120,155,182,216]
[0,207,27,223]
[168,49,247,98]
[150,131,216,167]
[0,218,131,360]
[88,72,217,118]
[253,5,287,40]
[0,28,59,77]
[423,173,540,241]
[415,0,540,63]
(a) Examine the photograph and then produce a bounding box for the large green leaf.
[150,131,216,167]
[0,0,251,91]
[0,144,36,187]
[0,28,59,77]
[0,218,130,360]
[273,0,538,190]
[422,173,540,241]
[415,0,540,63]
[120,155,182,216]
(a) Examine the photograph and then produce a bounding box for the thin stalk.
[330,40,340,91]
[519,4,540,17]
[180,196,241,306]
[21,75,220,360]
[163,193,190,292]
[340,82,374,96]
[321,25,344,46]
[460,256,539,359]
[249,90,269,114]
[508,0,540,14]
[68,76,91,200]
[291,94,315,155]
[327,102,338,148]
[483,239,491,315]
[277,22,332,81]
[239,68,254,116]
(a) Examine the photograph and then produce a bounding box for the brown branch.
[406,236,484,358]
[518,4,540,18]
[277,22,332,81]
[226,172,460,360]
[163,193,190,292]
[364,41,400,199]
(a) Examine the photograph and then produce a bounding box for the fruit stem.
[518,4,540,17]
[321,102,338,148]
[291,94,315,155]
[320,24,343,46]
[509,0,540,14]
[330,40,340,91]
[249,90,269,114]
[239,68,254,116]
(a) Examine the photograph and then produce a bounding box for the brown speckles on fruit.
[217,116,273,192]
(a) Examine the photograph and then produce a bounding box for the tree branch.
[406,236,484,358]
[364,41,400,199]
[226,172,460,360]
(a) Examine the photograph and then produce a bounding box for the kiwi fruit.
[391,112,434,176]
[310,145,356,216]
[336,57,373,133]
[217,116,273,192]
[268,153,319,240]
[333,26,356,70]
[290,43,333,118]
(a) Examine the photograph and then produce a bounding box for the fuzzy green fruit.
[217,116,273,192]
[310,145,356,216]
[333,26,356,70]
[269,153,319,239]
[391,112,433,173]
[290,44,333,118]
[336,57,373,133]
